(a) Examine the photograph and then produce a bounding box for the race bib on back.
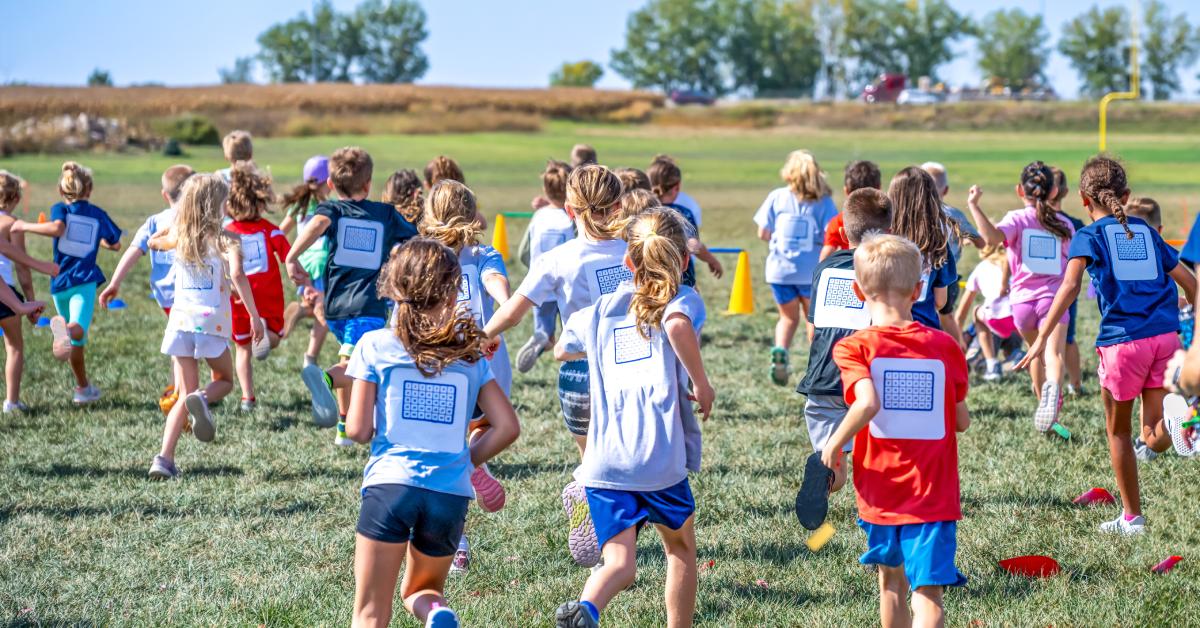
[776,213,815,256]
[240,232,268,275]
[1105,223,1159,281]
[382,368,469,454]
[59,214,99,258]
[177,261,223,308]
[333,218,384,269]
[457,264,485,324]
[599,313,663,390]
[1021,228,1061,276]
[813,268,870,330]
[584,261,632,300]
[868,357,946,441]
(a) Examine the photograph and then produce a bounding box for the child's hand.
[706,257,724,279]
[287,260,312,288]
[98,284,119,309]
[18,300,44,323]
[688,380,715,420]
[481,335,501,358]
[35,260,58,277]
[968,185,983,207]
[820,447,842,473]
[1015,335,1046,371]
[10,220,26,234]
[251,315,266,345]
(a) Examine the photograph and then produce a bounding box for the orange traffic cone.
[492,213,510,261]
[37,212,47,224]
[726,250,754,315]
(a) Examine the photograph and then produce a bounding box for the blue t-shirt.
[345,328,496,499]
[912,249,956,329]
[1069,215,1180,346]
[49,200,122,294]
[753,189,838,286]
[665,202,699,288]
[458,244,511,393]
[315,199,418,320]
[132,207,176,308]
[1181,212,1200,266]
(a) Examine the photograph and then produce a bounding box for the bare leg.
[1,316,24,403]
[67,322,88,388]
[798,296,814,343]
[1102,390,1140,516]
[910,585,945,628]
[1066,341,1083,388]
[329,360,352,416]
[774,297,801,350]
[306,322,328,363]
[658,517,697,628]
[400,545,455,623]
[235,344,253,401]
[159,357,200,462]
[573,433,587,458]
[1018,326,1043,399]
[1043,323,1068,388]
[879,565,912,628]
[974,310,997,362]
[580,525,638,615]
[204,349,236,404]
[1140,387,1171,453]
[353,534,406,628]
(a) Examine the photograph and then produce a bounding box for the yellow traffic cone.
[726,250,754,315]
[492,213,510,261]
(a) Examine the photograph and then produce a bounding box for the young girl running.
[147,174,265,479]
[953,245,1015,382]
[1020,156,1196,535]
[14,162,121,404]
[280,156,330,368]
[0,172,55,412]
[344,239,520,628]
[485,164,628,456]
[648,156,723,288]
[382,169,424,225]
[886,167,956,336]
[968,162,1075,432]
[553,208,714,628]
[226,163,291,412]
[753,150,838,386]
[515,160,575,373]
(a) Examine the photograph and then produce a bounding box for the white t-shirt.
[516,237,630,327]
[528,206,574,261]
[167,251,231,337]
[964,260,1011,320]
[675,190,702,228]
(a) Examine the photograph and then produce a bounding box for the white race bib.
[457,264,485,324]
[1021,228,1061,276]
[177,261,223,308]
[383,368,469,454]
[240,232,268,276]
[1105,223,1159,281]
[584,262,632,300]
[868,357,946,441]
[59,214,99,258]
[813,268,870,330]
[600,316,663,390]
[333,218,384,270]
[776,213,815,255]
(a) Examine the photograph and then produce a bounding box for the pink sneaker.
[471,464,506,513]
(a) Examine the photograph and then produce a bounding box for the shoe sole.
[252,334,271,361]
[795,451,833,530]
[561,481,600,568]
[1165,394,1196,456]
[555,602,599,628]
[147,468,176,480]
[516,333,548,373]
[301,364,340,428]
[1034,382,1060,432]
[50,317,72,361]
[185,393,215,443]
[472,465,507,512]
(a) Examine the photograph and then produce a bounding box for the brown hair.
[222,130,253,162]
[423,155,464,188]
[1125,197,1162,229]
[1080,156,1133,239]
[420,180,481,253]
[58,161,93,202]
[542,160,571,207]
[566,164,624,241]
[888,166,951,268]
[619,188,661,221]
[1020,161,1071,240]
[615,167,650,192]
[174,174,236,265]
[625,208,689,339]
[377,238,484,376]
[227,161,275,222]
[647,158,682,199]
[282,181,327,220]
[382,169,424,224]
[781,150,832,201]
[330,146,374,197]
[1049,166,1069,204]
[570,144,597,168]
[161,165,196,204]
[854,234,923,299]
[844,160,882,193]
[0,171,23,212]
[842,188,893,245]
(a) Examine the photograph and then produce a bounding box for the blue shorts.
[858,519,967,589]
[295,275,326,298]
[558,359,590,436]
[769,283,812,306]
[327,316,386,357]
[357,483,468,556]
[1067,300,1078,345]
[585,478,695,549]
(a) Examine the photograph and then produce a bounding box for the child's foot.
[982,360,1003,382]
[301,364,339,428]
[3,400,28,413]
[303,354,318,368]
[1164,393,1197,456]
[148,455,180,480]
[425,604,460,628]
[49,316,72,361]
[185,392,215,443]
[239,398,257,413]
[516,330,549,373]
[450,535,470,574]
[770,347,789,386]
[561,481,600,567]
[1099,513,1146,536]
[1133,437,1158,462]
[471,464,506,512]
[1033,381,1061,432]
[159,386,178,417]
[252,333,272,361]
[795,451,833,530]
[555,601,600,628]
[73,384,101,405]
[334,420,354,447]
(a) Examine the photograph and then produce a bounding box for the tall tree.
[611,0,728,95]
[257,13,318,83]
[355,0,429,84]
[219,57,256,84]
[724,0,823,97]
[842,0,973,84]
[1058,5,1133,98]
[1141,0,1199,100]
[807,0,850,99]
[550,61,605,88]
[976,9,1048,90]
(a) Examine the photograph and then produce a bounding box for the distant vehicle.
[669,89,716,106]
[861,73,906,104]
[896,89,944,106]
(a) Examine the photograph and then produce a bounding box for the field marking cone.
[37,212,47,224]
[726,250,754,315]
[492,213,510,261]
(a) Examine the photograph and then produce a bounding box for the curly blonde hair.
[625,208,689,339]
[227,161,275,222]
[419,180,481,253]
[0,171,23,212]
[59,161,93,202]
[174,174,237,265]
[780,150,832,201]
[566,164,624,241]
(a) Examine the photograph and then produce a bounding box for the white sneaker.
[1099,513,1146,536]
[3,400,28,413]
[334,421,354,447]
[1033,381,1061,432]
[1164,393,1197,456]
[982,361,1003,382]
[1133,438,1158,462]
[450,535,469,574]
[73,384,101,404]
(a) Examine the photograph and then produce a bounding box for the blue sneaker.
[425,605,459,628]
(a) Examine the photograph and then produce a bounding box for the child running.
[0,172,55,412]
[225,162,290,412]
[553,208,713,628]
[753,150,839,386]
[218,130,252,182]
[515,160,575,373]
[14,162,121,404]
[485,164,628,456]
[279,156,331,368]
[887,166,955,333]
[820,160,882,260]
[967,162,1075,433]
[954,245,1016,382]
[345,238,520,628]
[147,174,264,479]
[648,156,723,288]
[1020,156,1196,534]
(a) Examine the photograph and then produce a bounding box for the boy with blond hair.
[218,131,253,182]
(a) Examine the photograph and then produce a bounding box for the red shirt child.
[824,213,850,251]
[226,218,291,344]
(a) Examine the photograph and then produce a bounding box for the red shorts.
[232,310,284,345]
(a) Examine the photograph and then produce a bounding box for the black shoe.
[795,451,833,530]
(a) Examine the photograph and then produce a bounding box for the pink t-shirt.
[995,206,1075,304]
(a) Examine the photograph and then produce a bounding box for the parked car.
[861,73,906,103]
[669,89,716,106]
[896,89,944,105]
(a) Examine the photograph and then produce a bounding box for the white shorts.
[162,330,229,360]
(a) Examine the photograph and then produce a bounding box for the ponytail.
[1021,161,1071,240]
[1080,156,1133,239]
[567,164,624,241]
[419,180,480,253]
[58,161,93,202]
[624,208,688,339]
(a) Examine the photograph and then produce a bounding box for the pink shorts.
[981,314,1017,339]
[1096,332,1181,401]
[1011,296,1068,333]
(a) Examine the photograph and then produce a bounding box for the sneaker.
[73,384,101,405]
[555,601,599,628]
[239,398,257,413]
[185,392,215,443]
[1099,513,1146,536]
[49,316,72,361]
[3,400,28,413]
[148,455,180,480]
[334,421,354,447]
[561,481,601,568]
[516,330,549,374]
[1033,381,1061,432]
[252,332,272,361]
[1164,393,1197,456]
[1133,437,1159,462]
[301,364,340,428]
[794,451,833,530]
[1064,383,1079,397]
[982,361,1003,382]
[770,347,789,386]
[159,386,178,417]
[425,605,459,628]
[471,464,506,513]
[450,535,470,574]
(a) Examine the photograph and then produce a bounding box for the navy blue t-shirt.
[1181,212,1200,266]
[912,249,955,329]
[797,249,864,396]
[1069,215,1180,346]
[665,203,698,288]
[315,199,418,321]
[49,200,122,294]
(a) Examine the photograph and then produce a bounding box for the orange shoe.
[159,386,179,417]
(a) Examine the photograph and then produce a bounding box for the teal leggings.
[51,282,97,347]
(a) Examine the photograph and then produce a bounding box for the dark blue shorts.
[1067,300,1078,345]
[858,519,967,589]
[585,478,695,549]
[769,283,812,306]
[357,483,468,556]
[327,316,387,357]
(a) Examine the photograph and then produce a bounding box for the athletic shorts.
[327,316,387,357]
[232,312,284,346]
[295,275,326,298]
[51,282,97,347]
[558,359,590,436]
[1011,296,1069,333]
[1096,331,1180,401]
[979,310,1017,339]
[803,394,851,453]
[585,478,695,549]
[356,483,468,556]
[161,330,229,360]
[1066,300,1078,345]
[0,284,24,320]
[939,277,961,316]
[769,283,812,306]
[858,519,967,589]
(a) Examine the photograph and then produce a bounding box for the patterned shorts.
[558,359,590,436]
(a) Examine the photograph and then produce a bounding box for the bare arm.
[966,186,1005,248]
[0,226,56,278]
[953,288,978,331]
[483,293,535,338]
[99,238,121,251]
[278,214,297,236]
[284,214,330,287]
[469,380,520,466]
[148,225,177,251]
[14,219,65,239]
[98,246,145,308]
[689,238,724,279]
[818,244,836,262]
[1169,263,1197,306]
[955,400,970,433]
[757,226,772,242]
[345,379,376,443]
[934,286,948,309]
[225,246,265,343]
[482,272,510,306]
[1,221,36,297]
[553,340,585,362]
[665,314,714,420]
[821,379,879,471]
[1016,257,1087,369]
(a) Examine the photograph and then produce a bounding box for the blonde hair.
[980,243,1007,266]
[920,161,949,192]
[0,171,23,212]
[542,160,571,207]
[1126,196,1162,229]
[227,161,275,222]
[780,150,832,201]
[853,234,923,299]
[423,155,464,188]
[377,238,485,377]
[330,146,374,197]
[420,180,481,253]
[566,164,624,241]
[222,130,253,162]
[58,161,94,202]
[619,188,661,221]
[161,165,196,204]
[625,208,689,339]
[174,173,235,265]
[382,169,424,224]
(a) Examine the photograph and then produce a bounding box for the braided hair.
[1080,156,1132,239]
[1020,161,1070,240]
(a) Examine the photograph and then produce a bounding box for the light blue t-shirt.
[346,328,496,499]
[458,244,511,393]
[132,207,176,308]
[753,188,838,285]
[517,237,630,328]
[561,282,706,492]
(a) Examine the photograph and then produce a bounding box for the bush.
[152,114,220,145]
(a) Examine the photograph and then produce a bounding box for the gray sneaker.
[301,364,340,428]
[1033,381,1060,432]
[185,392,216,443]
[555,601,599,628]
[239,398,257,413]
[516,331,549,373]
[148,455,180,480]
[73,384,101,405]
[1133,437,1158,462]
[3,400,29,413]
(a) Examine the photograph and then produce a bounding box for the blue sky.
[1,0,1195,99]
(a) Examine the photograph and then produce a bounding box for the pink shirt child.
[995,206,1075,304]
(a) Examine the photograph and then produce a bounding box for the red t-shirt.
[226,218,291,321]
[824,213,850,250]
[833,321,968,525]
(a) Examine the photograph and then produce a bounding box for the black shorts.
[0,285,25,320]
[939,276,961,316]
[356,483,469,556]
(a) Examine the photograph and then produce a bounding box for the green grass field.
[3,122,1200,626]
